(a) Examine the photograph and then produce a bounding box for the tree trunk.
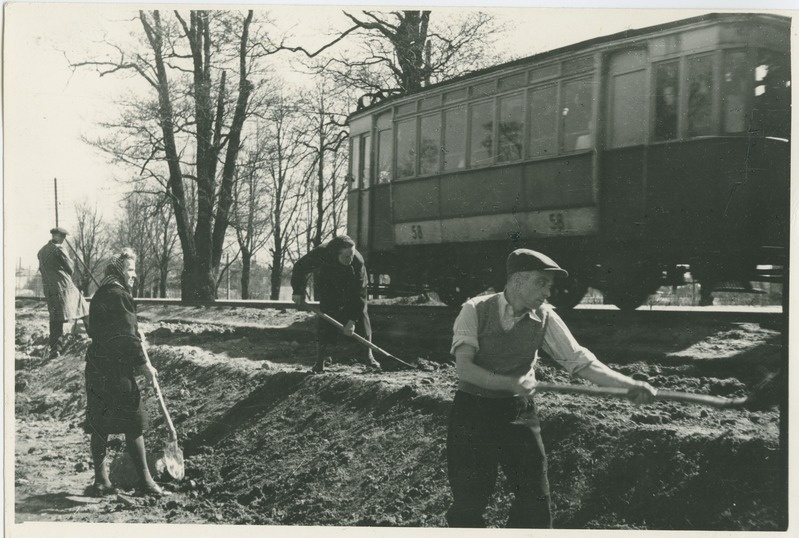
[314,111,325,247]
[241,252,251,300]
[269,236,283,301]
[181,260,216,302]
[80,274,91,296]
[159,265,168,297]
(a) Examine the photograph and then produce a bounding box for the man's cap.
[506,248,568,278]
[50,227,68,236]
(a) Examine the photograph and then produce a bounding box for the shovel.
[305,305,417,370]
[141,343,185,480]
[534,382,760,409]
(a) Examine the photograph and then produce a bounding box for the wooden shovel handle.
[141,342,179,440]
[534,383,748,408]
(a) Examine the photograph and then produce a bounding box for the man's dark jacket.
[290,242,368,323]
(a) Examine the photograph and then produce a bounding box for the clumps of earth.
[13,298,785,529]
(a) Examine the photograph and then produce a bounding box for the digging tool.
[534,382,757,409]
[64,238,101,288]
[304,305,417,370]
[141,342,185,480]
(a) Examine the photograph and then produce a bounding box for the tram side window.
[561,78,593,152]
[528,84,558,157]
[470,101,495,166]
[396,118,416,179]
[376,129,392,183]
[349,138,360,191]
[687,55,715,137]
[443,105,467,171]
[362,134,371,185]
[722,51,748,133]
[498,93,524,162]
[753,50,790,139]
[654,61,679,141]
[419,114,441,175]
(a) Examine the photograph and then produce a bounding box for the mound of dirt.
[13,301,784,529]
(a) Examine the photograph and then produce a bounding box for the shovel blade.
[155,440,185,481]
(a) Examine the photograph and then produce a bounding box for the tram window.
[498,93,524,162]
[349,138,360,191]
[443,105,467,171]
[499,73,526,92]
[443,88,467,104]
[722,51,748,133]
[561,78,593,152]
[687,55,715,137]
[611,70,646,147]
[396,118,416,179]
[528,84,558,157]
[654,61,679,141]
[469,101,494,166]
[753,50,790,139]
[472,81,496,98]
[419,114,441,175]
[361,134,371,185]
[376,129,392,183]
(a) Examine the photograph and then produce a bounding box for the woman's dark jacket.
[84,282,148,435]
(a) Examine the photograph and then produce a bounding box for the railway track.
[16,296,783,325]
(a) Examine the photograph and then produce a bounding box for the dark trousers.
[49,319,64,348]
[317,308,372,362]
[446,391,552,528]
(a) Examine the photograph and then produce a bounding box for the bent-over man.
[37,227,90,359]
[291,235,381,373]
[446,248,657,528]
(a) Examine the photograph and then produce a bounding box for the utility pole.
[53,177,59,226]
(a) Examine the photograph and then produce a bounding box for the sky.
[2,1,794,275]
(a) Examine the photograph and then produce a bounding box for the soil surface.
[12,298,785,530]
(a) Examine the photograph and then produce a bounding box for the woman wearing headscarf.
[84,248,164,496]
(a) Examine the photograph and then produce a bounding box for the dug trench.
[13,300,784,529]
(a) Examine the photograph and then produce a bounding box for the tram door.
[601,48,649,242]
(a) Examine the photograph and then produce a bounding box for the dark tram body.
[346,13,790,309]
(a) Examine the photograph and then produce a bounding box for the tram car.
[345,13,790,309]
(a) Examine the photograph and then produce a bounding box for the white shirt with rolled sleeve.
[451,292,599,376]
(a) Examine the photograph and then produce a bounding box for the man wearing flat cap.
[37,227,90,359]
[445,248,657,528]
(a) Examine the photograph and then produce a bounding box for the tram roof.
[349,12,789,120]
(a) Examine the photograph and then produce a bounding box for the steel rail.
[16,296,782,324]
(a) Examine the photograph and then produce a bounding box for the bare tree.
[283,10,503,107]
[71,200,111,295]
[113,194,154,297]
[72,10,261,300]
[231,135,273,299]
[146,198,179,297]
[261,95,311,300]
[296,81,351,249]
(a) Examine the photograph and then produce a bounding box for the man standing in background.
[291,235,381,373]
[37,227,90,359]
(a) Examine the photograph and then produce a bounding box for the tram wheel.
[549,275,588,310]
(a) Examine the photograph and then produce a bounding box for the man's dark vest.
[458,293,548,398]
